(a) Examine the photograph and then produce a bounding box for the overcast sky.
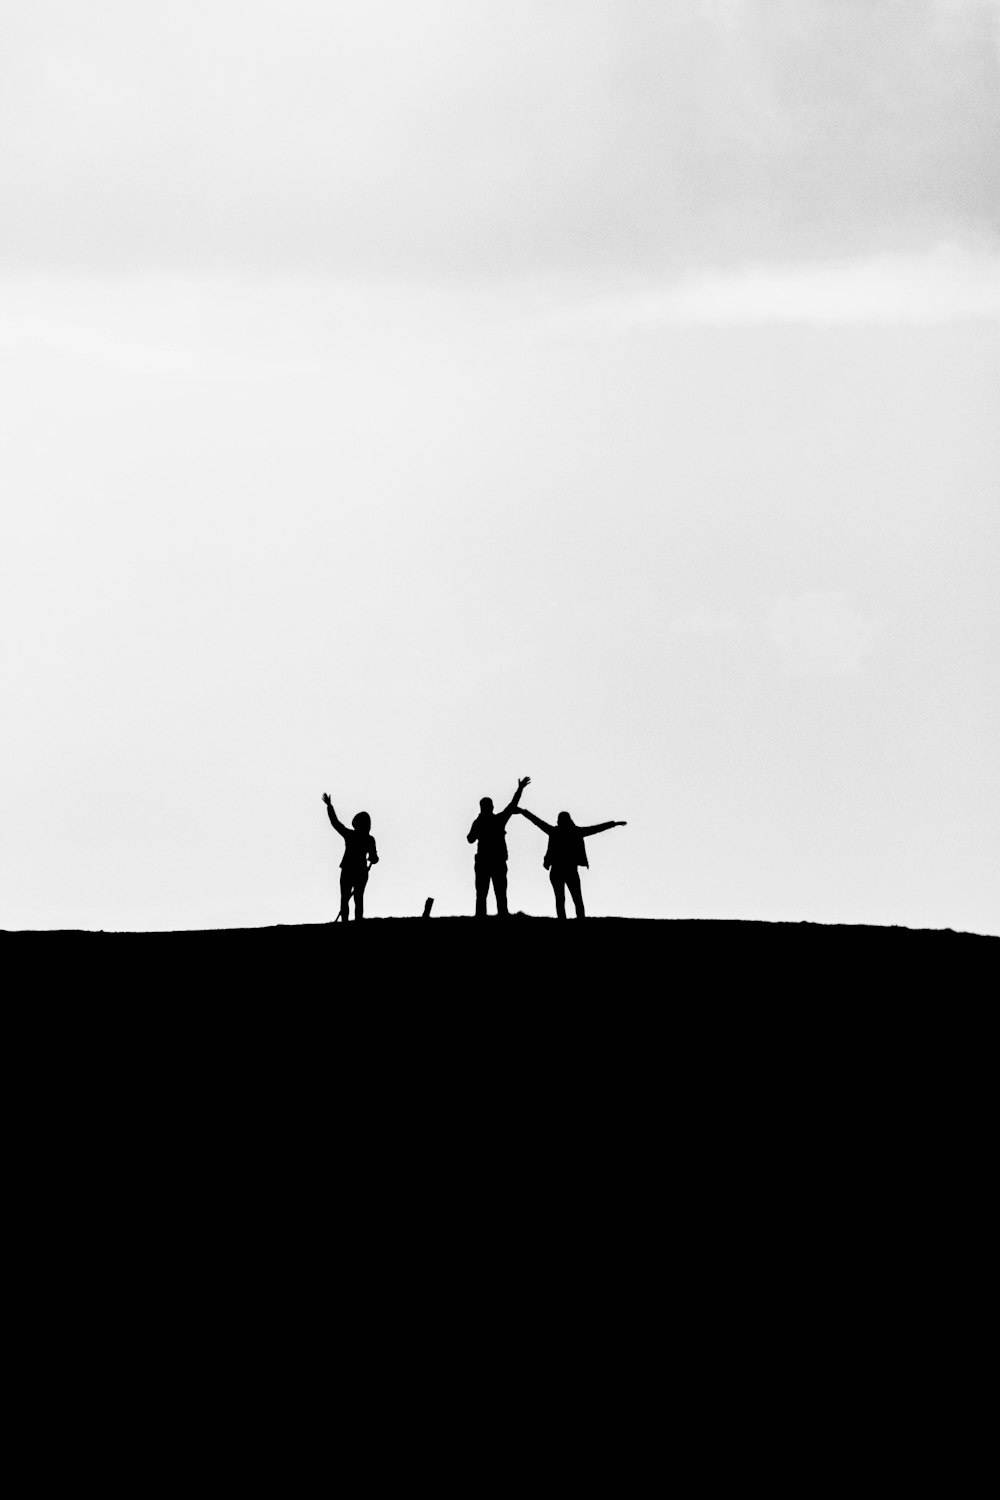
[2,0,998,932]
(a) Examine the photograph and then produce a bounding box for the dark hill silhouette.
[4,917,991,1008]
[7,917,990,1284]
[5,916,992,1155]
[11,912,988,1468]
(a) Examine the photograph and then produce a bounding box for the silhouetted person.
[516,806,626,919]
[467,776,530,918]
[322,793,378,921]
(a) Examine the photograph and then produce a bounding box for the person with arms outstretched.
[322,793,378,922]
[515,803,626,919]
[467,776,530,918]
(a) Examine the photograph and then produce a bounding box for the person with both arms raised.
[515,800,626,919]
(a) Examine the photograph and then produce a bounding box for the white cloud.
[669,596,883,679]
[0,272,497,380]
[579,248,1000,330]
[0,309,202,376]
[765,593,881,677]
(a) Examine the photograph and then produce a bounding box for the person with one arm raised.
[467,776,530,918]
[322,793,379,922]
[515,800,626,919]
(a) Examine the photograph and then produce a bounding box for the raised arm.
[516,806,555,835]
[500,775,531,821]
[579,820,627,837]
[322,793,350,839]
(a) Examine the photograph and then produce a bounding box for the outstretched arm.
[322,793,349,839]
[579,820,627,837]
[516,806,555,835]
[500,775,531,821]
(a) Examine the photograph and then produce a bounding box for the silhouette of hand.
[518,776,531,790]
[616,820,627,827]
[322,793,331,805]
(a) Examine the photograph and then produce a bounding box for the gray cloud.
[0,0,996,275]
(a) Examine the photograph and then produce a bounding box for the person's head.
[352,811,371,834]
[557,811,574,828]
[479,797,493,815]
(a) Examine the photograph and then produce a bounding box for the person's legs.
[494,864,509,917]
[475,860,490,918]
[566,868,585,918]
[339,869,353,923]
[549,869,567,919]
[353,872,368,920]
